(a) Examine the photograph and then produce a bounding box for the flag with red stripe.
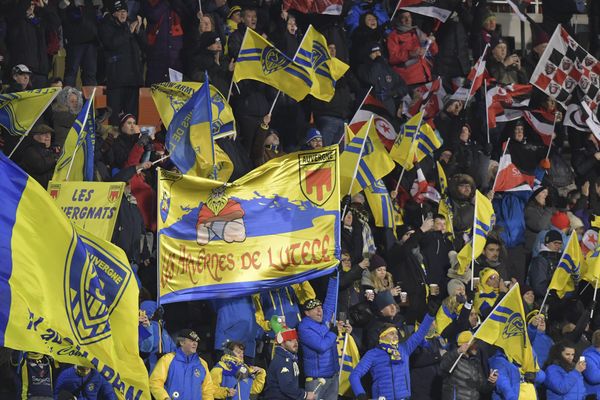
[349,95,397,150]
[493,142,535,192]
[486,84,532,128]
[523,109,556,145]
[404,78,446,120]
[397,0,455,22]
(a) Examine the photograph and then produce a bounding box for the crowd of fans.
[3,0,600,398]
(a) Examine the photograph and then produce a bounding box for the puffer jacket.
[544,364,586,400]
[527,249,562,299]
[212,296,258,358]
[298,278,338,378]
[489,351,520,400]
[387,26,438,85]
[149,348,213,400]
[350,314,434,400]
[440,348,490,400]
[582,346,600,397]
[54,368,116,400]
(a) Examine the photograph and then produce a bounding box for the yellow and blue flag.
[294,25,349,101]
[157,146,340,302]
[337,333,360,397]
[390,112,441,170]
[474,283,538,373]
[437,161,454,238]
[0,153,150,399]
[456,190,494,275]
[584,245,600,288]
[364,179,395,229]
[151,81,236,139]
[549,232,582,298]
[0,88,60,136]
[233,28,312,101]
[340,117,394,195]
[52,95,95,182]
[166,80,233,181]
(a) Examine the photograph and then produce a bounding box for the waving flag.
[486,84,532,128]
[233,28,312,101]
[338,334,360,396]
[390,112,441,170]
[340,117,394,195]
[157,146,340,301]
[364,179,396,229]
[523,109,556,145]
[349,95,397,150]
[474,283,538,373]
[549,232,582,298]
[283,0,342,15]
[0,88,60,136]
[165,80,233,181]
[294,25,349,101]
[52,95,95,182]
[151,81,236,139]
[397,0,455,22]
[0,153,150,399]
[493,141,534,192]
[564,103,591,132]
[456,190,495,275]
[404,78,446,120]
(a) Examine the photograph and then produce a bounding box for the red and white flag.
[397,0,455,22]
[349,95,397,150]
[486,84,532,128]
[493,145,535,192]
[404,78,446,120]
[283,0,342,15]
[523,109,556,146]
[411,163,439,203]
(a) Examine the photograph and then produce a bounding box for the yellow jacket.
[210,355,266,399]
[149,349,214,400]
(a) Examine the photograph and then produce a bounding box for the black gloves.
[523,372,536,383]
[428,295,442,316]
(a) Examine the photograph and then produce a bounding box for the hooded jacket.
[149,347,214,400]
[210,354,266,399]
[474,268,500,318]
[489,351,520,400]
[298,278,339,378]
[350,314,434,400]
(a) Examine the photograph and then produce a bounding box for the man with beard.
[473,237,510,281]
[356,43,407,116]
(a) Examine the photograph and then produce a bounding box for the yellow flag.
[337,334,360,397]
[0,153,150,399]
[158,146,340,302]
[294,25,349,101]
[233,28,312,101]
[343,123,354,145]
[0,88,60,136]
[52,95,95,182]
[473,283,538,373]
[364,179,395,229]
[150,81,236,139]
[390,112,441,170]
[583,245,600,288]
[340,117,394,196]
[549,232,582,298]
[437,161,454,239]
[456,190,494,275]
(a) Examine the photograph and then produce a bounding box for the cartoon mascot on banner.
[196,185,247,245]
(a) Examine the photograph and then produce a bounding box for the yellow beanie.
[457,330,473,346]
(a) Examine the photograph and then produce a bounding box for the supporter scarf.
[220,355,246,377]
[379,339,401,363]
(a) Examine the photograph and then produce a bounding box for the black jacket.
[433,2,472,80]
[18,141,58,189]
[98,14,145,88]
[420,231,453,291]
[58,0,99,45]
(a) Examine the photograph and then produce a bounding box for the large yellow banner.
[48,181,124,240]
[158,146,340,302]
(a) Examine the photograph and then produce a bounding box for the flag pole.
[338,331,349,377]
[491,138,510,192]
[65,88,96,181]
[341,116,372,218]
[349,86,373,125]
[544,111,559,160]
[470,191,478,291]
[464,44,489,107]
[8,89,61,159]
[229,27,250,103]
[484,80,490,143]
[592,277,599,319]
[156,168,162,308]
[204,73,218,180]
[538,288,551,317]
[449,284,520,373]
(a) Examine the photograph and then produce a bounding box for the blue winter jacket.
[54,368,116,400]
[345,1,389,34]
[298,277,338,378]
[259,286,303,339]
[583,346,600,396]
[545,364,586,400]
[212,296,258,357]
[528,324,554,368]
[349,314,434,400]
[139,301,177,372]
[149,347,210,400]
[489,351,520,400]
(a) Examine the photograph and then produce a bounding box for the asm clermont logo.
[261,46,290,75]
[311,42,329,70]
[502,312,525,343]
[298,149,337,206]
[64,233,131,345]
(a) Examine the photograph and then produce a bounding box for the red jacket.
[125,143,158,232]
[387,27,438,85]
